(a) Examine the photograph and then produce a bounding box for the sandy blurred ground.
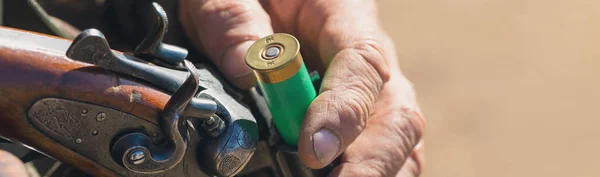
[377,0,600,176]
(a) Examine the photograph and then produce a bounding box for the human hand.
[179,0,425,176]
[0,149,27,177]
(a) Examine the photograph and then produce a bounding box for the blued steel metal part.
[110,61,213,173]
[196,91,260,177]
[0,25,258,176]
[133,2,187,66]
[66,28,190,93]
[128,150,146,165]
[245,33,317,145]
[104,0,194,54]
[65,27,258,176]
[201,115,226,137]
[26,98,209,177]
[190,70,260,177]
[27,98,168,176]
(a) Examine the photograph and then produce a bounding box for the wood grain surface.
[0,28,169,177]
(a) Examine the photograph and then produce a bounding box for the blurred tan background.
[377,0,600,176]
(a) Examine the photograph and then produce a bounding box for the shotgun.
[0,24,261,176]
[0,2,338,177]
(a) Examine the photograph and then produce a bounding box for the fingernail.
[313,128,340,164]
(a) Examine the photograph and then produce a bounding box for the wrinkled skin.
[179,0,425,176]
[0,0,425,176]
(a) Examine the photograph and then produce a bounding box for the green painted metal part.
[258,63,317,145]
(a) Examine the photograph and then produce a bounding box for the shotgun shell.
[245,33,317,145]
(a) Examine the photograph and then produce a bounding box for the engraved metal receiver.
[109,60,216,173]
[24,2,258,176]
[0,1,342,176]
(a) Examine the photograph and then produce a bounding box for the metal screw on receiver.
[201,115,225,137]
[205,117,215,126]
[96,113,106,122]
[109,60,219,173]
[128,150,146,165]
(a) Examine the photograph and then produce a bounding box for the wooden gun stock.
[0,27,169,177]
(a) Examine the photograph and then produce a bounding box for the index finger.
[179,0,274,89]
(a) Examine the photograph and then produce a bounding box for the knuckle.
[343,91,369,130]
[393,106,425,153]
[397,157,421,177]
[323,45,390,133]
[201,0,251,20]
[330,39,390,103]
[347,159,392,177]
[327,79,375,131]
[199,0,271,30]
[194,0,269,59]
[380,77,425,151]
[332,163,382,177]
[350,38,392,84]
[330,47,387,112]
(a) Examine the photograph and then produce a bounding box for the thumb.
[298,42,391,168]
[179,0,274,89]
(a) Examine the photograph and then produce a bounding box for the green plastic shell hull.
[258,63,316,145]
